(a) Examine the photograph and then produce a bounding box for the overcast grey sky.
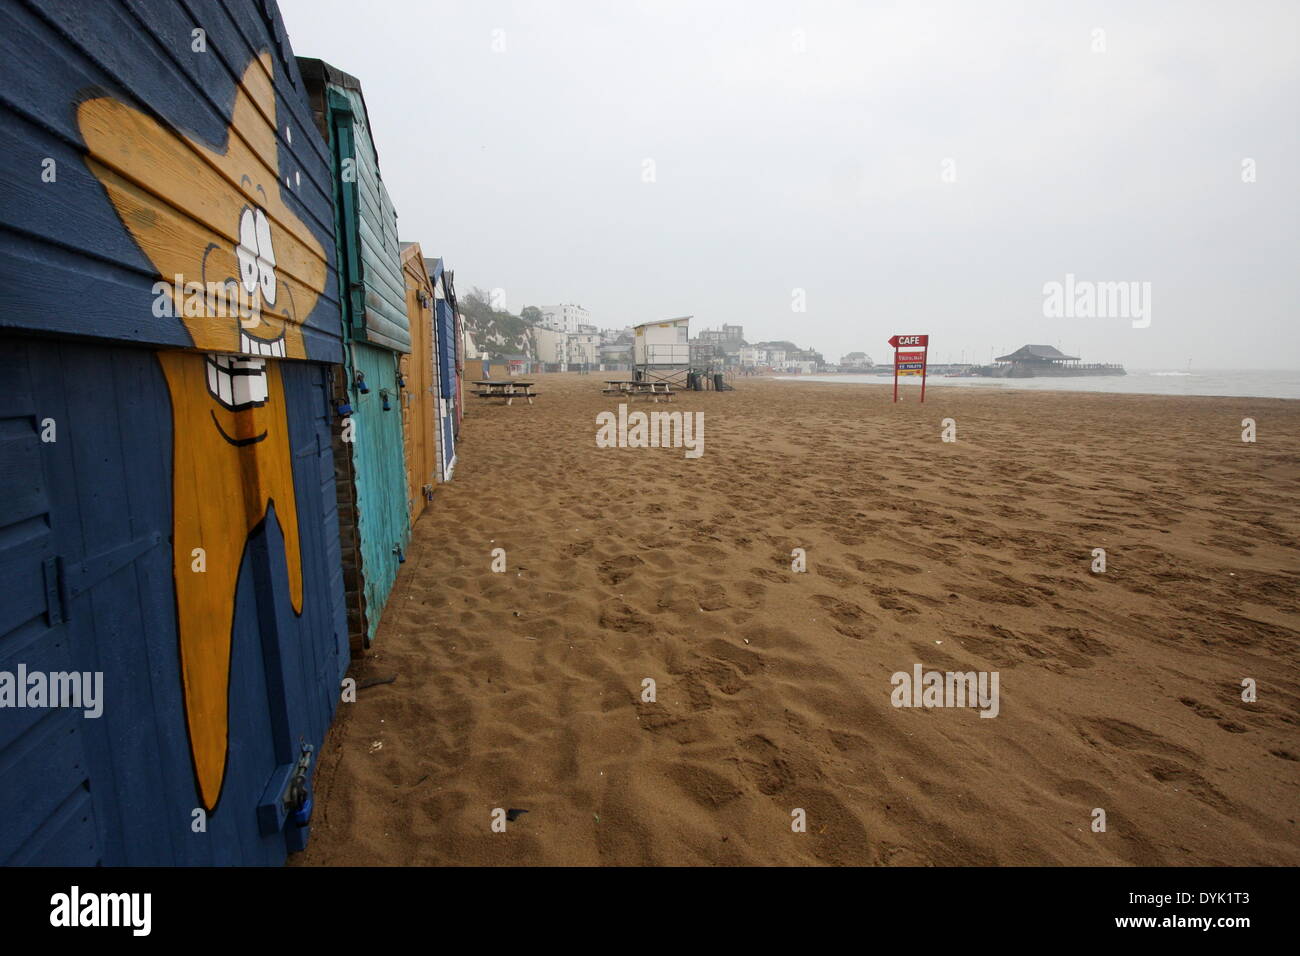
[279,0,1298,368]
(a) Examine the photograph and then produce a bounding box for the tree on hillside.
[459,287,532,360]
[520,306,543,326]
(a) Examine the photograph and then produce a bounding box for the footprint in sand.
[814,564,859,587]
[1178,697,1250,734]
[810,594,879,640]
[666,762,743,809]
[1077,717,1233,811]
[598,553,645,586]
[737,734,797,795]
[599,602,652,634]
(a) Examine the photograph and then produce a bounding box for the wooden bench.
[474,391,537,405]
[602,381,674,402]
[635,384,674,403]
[472,381,537,405]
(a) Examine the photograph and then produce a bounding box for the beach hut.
[399,243,439,521]
[0,0,348,863]
[633,316,692,385]
[447,267,466,435]
[425,258,459,481]
[298,58,412,651]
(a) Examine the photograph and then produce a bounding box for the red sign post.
[888,334,930,403]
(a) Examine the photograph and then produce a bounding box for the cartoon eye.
[254,208,276,305]
[237,208,258,295]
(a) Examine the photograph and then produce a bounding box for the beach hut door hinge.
[40,532,162,626]
[42,556,67,626]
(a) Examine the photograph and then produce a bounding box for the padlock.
[292,793,313,828]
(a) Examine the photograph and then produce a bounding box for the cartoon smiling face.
[77,51,327,363]
[206,202,284,412]
[76,52,324,811]
[236,204,286,345]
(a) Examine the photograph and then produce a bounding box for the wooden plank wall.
[435,298,459,469]
[400,243,438,522]
[298,59,412,649]
[448,270,465,435]
[1,336,347,864]
[0,0,349,864]
[426,257,453,481]
[348,97,410,352]
[348,340,410,647]
[0,0,341,360]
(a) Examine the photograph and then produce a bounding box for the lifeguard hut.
[632,316,691,386]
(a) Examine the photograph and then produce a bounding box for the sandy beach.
[297,375,1300,866]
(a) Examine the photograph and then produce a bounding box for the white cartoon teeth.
[209,206,281,410]
[206,352,268,409]
[239,330,286,357]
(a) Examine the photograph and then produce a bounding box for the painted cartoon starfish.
[78,52,329,810]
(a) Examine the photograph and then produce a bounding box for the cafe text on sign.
[889,334,930,402]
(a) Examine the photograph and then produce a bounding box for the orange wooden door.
[402,273,437,524]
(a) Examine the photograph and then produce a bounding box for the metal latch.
[285,743,315,827]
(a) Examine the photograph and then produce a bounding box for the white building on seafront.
[539,303,591,334]
[567,326,600,367]
[530,325,569,370]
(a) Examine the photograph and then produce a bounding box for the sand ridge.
[297,375,1300,866]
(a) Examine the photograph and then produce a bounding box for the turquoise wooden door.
[312,65,412,646]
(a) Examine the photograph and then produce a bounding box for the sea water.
[778,370,1300,400]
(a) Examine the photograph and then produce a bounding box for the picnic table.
[472,380,538,405]
[602,380,675,403]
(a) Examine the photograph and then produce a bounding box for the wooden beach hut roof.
[632,316,692,329]
[995,344,1079,363]
[297,57,379,157]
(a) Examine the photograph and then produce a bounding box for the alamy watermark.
[1,665,103,718]
[891,664,1000,718]
[1042,273,1151,328]
[596,404,704,458]
[50,886,150,935]
[151,274,266,326]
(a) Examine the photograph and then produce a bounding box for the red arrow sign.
[888,334,929,348]
[889,333,930,403]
